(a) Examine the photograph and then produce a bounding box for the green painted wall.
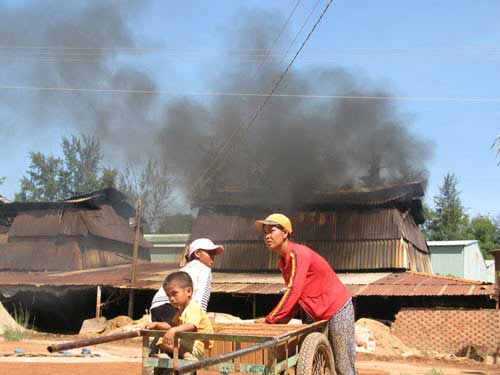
[144,234,189,263]
[430,246,464,277]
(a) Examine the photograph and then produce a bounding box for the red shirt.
[266,241,351,324]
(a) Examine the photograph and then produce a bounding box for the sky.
[1,0,500,217]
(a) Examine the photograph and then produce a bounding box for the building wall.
[485,260,496,283]
[429,242,492,282]
[463,243,490,281]
[144,234,188,263]
[430,246,464,278]
[392,308,500,356]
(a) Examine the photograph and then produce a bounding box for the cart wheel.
[296,332,335,375]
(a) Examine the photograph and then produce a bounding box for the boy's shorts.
[155,338,204,360]
[151,303,177,324]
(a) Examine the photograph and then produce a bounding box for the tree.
[420,203,436,239]
[16,134,118,201]
[16,153,64,201]
[118,158,172,233]
[469,215,499,260]
[426,173,471,241]
[158,213,194,234]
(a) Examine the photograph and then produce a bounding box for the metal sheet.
[210,239,430,272]
[195,182,424,208]
[7,205,151,248]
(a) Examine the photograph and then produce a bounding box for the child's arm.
[163,323,197,342]
[146,322,172,330]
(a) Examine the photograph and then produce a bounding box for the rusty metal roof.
[7,205,151,248]
[355,272,495,296]
[0,264,493,297]
[0,188,135,220]
[192,207,428,251]
[0,262,175,289]
[208,239,431,273]
[195,182,424,208]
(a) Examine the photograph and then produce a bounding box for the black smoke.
[0,0,159,164]
[158,9,433,203]
[0,4,432,205]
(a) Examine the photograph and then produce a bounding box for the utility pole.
[128,198,142,318]
[491,249,500,310]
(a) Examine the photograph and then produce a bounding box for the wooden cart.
[142,320,334,375]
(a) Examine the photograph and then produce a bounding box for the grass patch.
[3,305,34,341]
[426,369,444,375]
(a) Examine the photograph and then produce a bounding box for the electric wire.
[188,0,336,198]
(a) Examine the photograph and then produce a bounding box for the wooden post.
[96,285,102,319]
[128,198,142,318]
[491,249,500,310]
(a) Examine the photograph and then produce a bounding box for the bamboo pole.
[128,198,142,318]
[95,285,101,319]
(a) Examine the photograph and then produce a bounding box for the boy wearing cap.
[255,213,357,375]
[150,238,224,324]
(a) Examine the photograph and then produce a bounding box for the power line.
[251,0,303,77]
[4,44,500,53]
[280,0,322,66]
[2,85,500,103]
[188,0,336,198]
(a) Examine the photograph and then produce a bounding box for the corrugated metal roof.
[195,182,424,209]
[0,240,82,271]
[427,240,478,247]
[359,272,494,296]
[192,208,425,245]
[0,262,176,289]
[0,266,493,298]
[8,205,152,248]
[207,239,431,273]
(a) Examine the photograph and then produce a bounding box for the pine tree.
[427,173,470,240]
[16,134,118,201]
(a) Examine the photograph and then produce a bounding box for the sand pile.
[0,302,24,335]
[103,315,151,335]
[356,318,420,357]
[79,315,151,336]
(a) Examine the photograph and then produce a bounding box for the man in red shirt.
[255,213,357,375]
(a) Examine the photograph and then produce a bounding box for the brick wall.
[391,308,500,354]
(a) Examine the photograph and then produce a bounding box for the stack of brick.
[391,308,500,358]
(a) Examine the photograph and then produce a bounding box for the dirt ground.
[0,334,498,375]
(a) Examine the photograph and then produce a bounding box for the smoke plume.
[0,4,432,205]
[158,9,433,202]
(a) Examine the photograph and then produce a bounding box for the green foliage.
[3,305,33,341]
[426,369,444,375]
[158,213,194,234]
[16,134,118,201]
[118,158,172,233]
[16,152,63,201]
[469,215,499,259]
[426,173,471,241]
[420,203,436,238]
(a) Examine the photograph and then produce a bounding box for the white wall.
[463,242,490,282]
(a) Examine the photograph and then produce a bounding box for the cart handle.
[173,338,278,375]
